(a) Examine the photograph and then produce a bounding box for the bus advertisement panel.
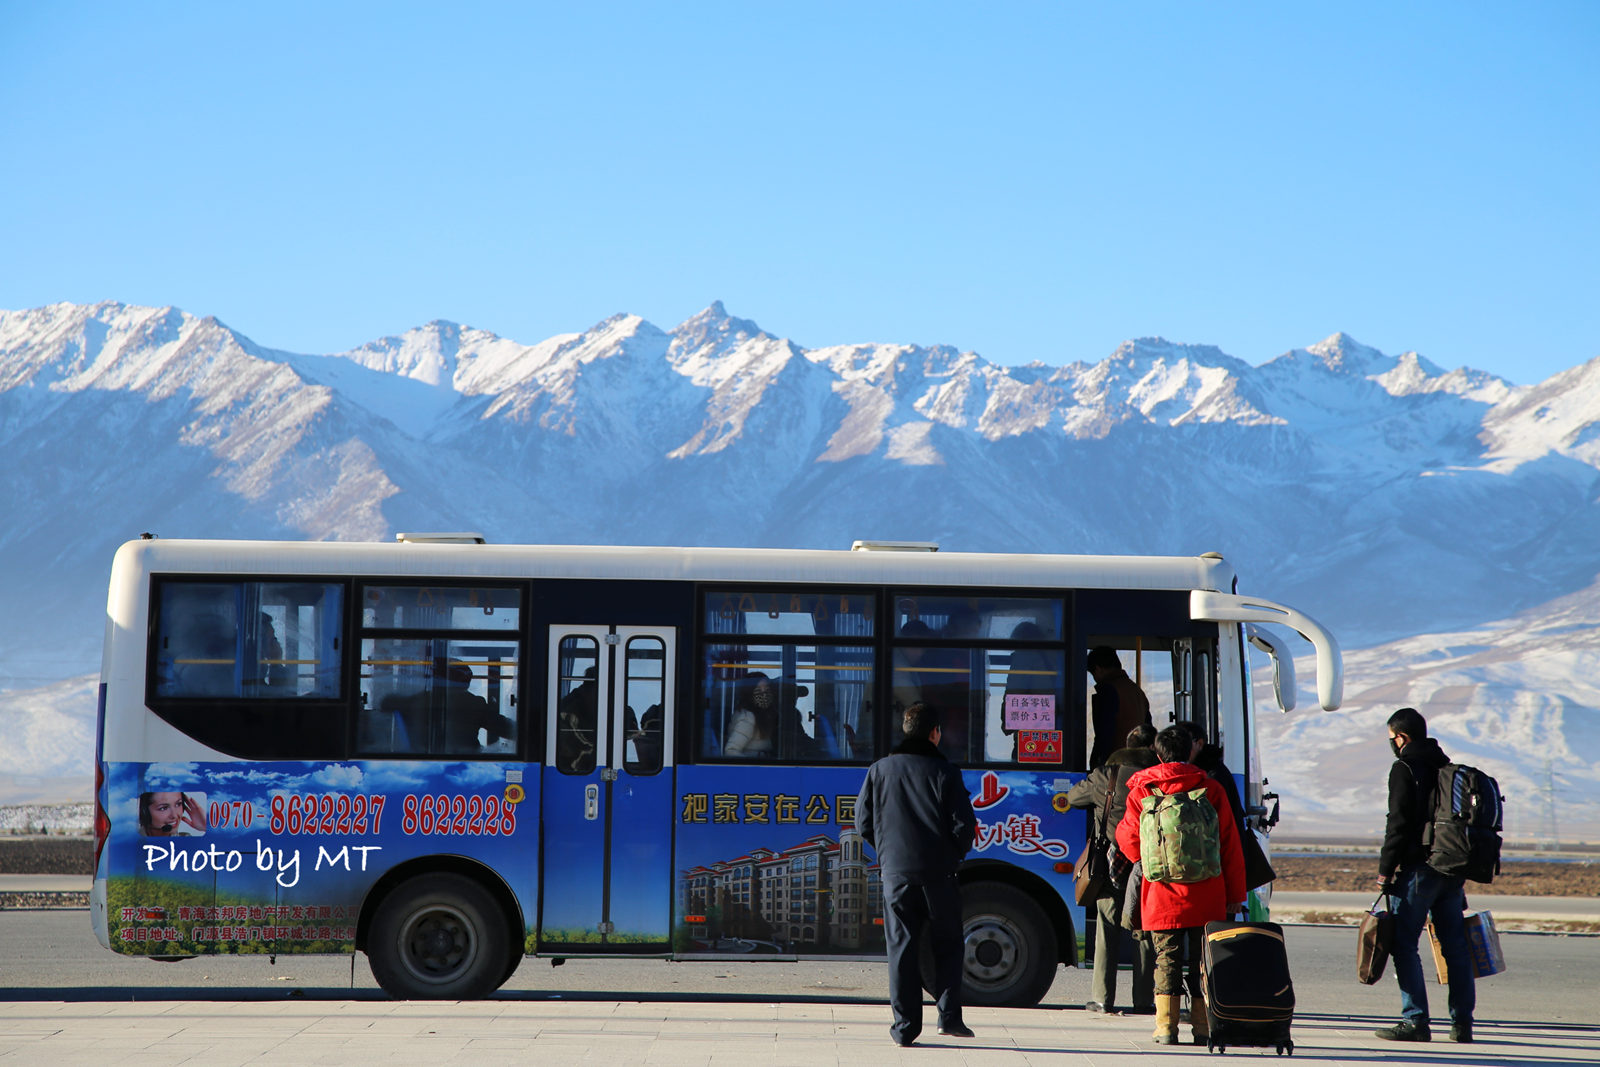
[103,759,1084,974]
[102,760,538,958]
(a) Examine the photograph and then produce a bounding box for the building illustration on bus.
[90,534,1342,1004]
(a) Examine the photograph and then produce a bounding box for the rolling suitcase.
[1201,920,1295,1055]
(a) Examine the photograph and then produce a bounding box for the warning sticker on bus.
[1016,729,1064,764]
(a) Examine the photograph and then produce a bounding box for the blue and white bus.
[90,535,1342,1004]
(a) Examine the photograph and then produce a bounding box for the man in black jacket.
[856,702,978,1046]
[1087,646,1153,768]
[1373,707,1475,1044]
[1066,724,1158,1015]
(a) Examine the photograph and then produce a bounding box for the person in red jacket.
[1115,725,1246,1045]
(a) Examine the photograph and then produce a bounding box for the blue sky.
[3,2,1596,383]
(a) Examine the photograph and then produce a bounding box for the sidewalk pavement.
[3,997,1597,1066]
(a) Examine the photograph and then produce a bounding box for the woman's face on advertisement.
[146,792,183,835]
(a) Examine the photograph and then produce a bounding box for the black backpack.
[1421,763,1504,883]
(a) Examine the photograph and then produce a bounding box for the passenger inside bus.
[775,680,829,760]
[938,609,982,761]
[248,612,293,695]
[440,661,515,752]
[723,673,778,757]
[555,667,599,774]
[369,660,514,755]
[625,703,664,772]
[893,622,977,763]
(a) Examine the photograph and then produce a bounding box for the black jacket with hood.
[1066,743,1160,841]
[855,736,976,880]
[1192,742,1247,838]
[1379,736,1451,878]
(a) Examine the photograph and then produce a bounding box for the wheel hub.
[401,907,474,981]
[963,916,1024,988]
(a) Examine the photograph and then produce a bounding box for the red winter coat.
[1115,761,1245,931]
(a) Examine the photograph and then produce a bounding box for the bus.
[90,535,1342,1005]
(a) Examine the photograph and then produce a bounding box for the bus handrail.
[1190,590,1344,711]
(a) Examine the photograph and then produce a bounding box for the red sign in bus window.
[1016,730,1063,764]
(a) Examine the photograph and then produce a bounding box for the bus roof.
[114,538,1239,594]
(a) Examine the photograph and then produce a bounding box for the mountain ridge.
[2,299,1597,838]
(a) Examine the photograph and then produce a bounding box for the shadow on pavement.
[0,985,888,1005]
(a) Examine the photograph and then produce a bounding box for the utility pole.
[1538,758,1560,853]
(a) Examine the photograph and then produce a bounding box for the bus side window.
[173,610,239,696]
[623,636,666,775]
[358,644,519,758]
[154,581,343,701]
[359,638,430,753]
[554,641,599,775]
[356,583,523,760]
[700,590,878,765]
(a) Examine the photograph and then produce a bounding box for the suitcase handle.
[1208,927,1285,946]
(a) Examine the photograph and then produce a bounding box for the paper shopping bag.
[1357,892,1394,985]
[1426,911,1507,983]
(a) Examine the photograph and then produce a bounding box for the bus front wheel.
[948,882,1058,1007]
[367,872,511,999]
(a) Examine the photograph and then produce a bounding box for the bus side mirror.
[1249,792,1281,831]
[1247,625,1297,713]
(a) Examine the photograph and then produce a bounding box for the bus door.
[1171,636,1217,736]
[540,625,676,952]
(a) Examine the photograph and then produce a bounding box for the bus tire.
[501,944,524,986]
[367,872,511,999]
[938,881,1058,1008]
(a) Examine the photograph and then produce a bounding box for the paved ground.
[2,911,1597,1066]
[3,997,1597,1066]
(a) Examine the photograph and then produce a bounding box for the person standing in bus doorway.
[1175,721,1247,847]
[1088,646,1153,768]
[1065,723,1159,1016]
[1116,725,1244,1046]
[855,702,978,1047]
[1374,707,1475,1044]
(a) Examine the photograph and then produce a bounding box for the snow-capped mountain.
[1257,571,1600,844]
[3,300,1598,838]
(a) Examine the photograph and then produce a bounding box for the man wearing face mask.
[1373,707,1475,1044]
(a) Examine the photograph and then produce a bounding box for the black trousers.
[883,872,964,1042]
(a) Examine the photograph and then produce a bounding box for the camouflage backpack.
[1139,783,1222,883]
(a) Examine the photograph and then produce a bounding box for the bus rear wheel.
[367,872,511,999]
[946,882,1058,1008]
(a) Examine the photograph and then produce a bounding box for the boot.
[1153,994,1181,1044]
[1190,992,1210,1045]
